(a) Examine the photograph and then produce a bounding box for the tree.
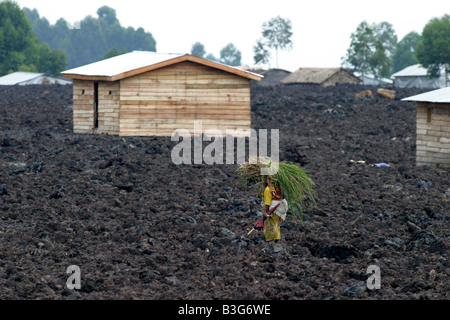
[97,6,118,26]
[24,6,157,69]
[342,21,374,78]
[370,38,391,79]
[416,14,450,81]
[254,16,293,68]
[191,42,206,58]
[219,43,241,66]
[253,39,271,66]
[0,3,67,76]
[0,0,39,75]
[343,20,397,79]
[375,22,398,59]
[102,47,127,60]
[38,43,67,75]
[392,31,421,73]
[205,53,219,62]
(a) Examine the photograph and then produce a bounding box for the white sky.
[13,0,450,72]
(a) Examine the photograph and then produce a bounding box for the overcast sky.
[13,0,450,72]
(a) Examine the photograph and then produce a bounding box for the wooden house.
[62,51,262,137]
[403,87,450,168]
[280,67,360,87]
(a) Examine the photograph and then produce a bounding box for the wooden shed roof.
[281,67,359,84]
[62,51,263,82]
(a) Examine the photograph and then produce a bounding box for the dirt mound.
[0,83,448,300]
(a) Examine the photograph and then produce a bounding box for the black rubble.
[0,83,448,300]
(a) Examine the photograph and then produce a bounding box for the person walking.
[262,177,285,243]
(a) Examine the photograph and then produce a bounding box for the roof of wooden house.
[280,67,359,84]
[237,65,267,75]
[62,51,263,82]
[402,86,450,103]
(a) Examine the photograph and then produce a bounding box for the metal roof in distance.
[402,86,450,103]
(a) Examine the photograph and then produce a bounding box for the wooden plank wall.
[73,80,120,134]
[416,102,450,167]
[119,61,251,137]
[97,82,120,134]
[73,79,94,133]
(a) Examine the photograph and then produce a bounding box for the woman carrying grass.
[238,156,315,242]
[262,176,286,243]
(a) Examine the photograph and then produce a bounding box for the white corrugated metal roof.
[0,72,72,85]
[391,64,427,77]
[391,64,445,78]
[354,72,393,85]
[63,51,183,77]
[402,86,450,103]
[62,51,263,81]
[0,72,44,85]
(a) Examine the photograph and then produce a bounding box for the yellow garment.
[263,186,273,206]
[264,213,282,241]
[263,185,281,241]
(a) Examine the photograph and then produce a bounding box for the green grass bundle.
[237,156,316,220]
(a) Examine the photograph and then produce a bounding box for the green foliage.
[416,14,450,77]
[24,6,156,69]
[191,42,242,66]
[205,53,219,62]
[253,39,271,66]
[0,1,38,75]
[392,31,421,73]
[343,21,397,79]
[219,43,241,66]
[254,16,293,68]
[102,47,127,60]
[269,161,316,220]
[36,43,67,75]
[191,42,206,58]
[238,156,316,221]
[0,2,67,76]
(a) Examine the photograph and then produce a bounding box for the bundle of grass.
[237,156,316,220]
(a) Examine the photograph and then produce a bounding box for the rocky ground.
[0,83,448,300]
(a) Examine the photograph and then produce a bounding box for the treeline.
[24,5,156,70]
[0,1,157,76]
[0,1,66,76]
[342,15,450,80]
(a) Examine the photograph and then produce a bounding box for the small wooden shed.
[62,51,262,137]
[280,67,360,87]
[403,87,450,168]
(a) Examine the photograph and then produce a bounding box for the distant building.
[280,67,361,87]
[255,69,291,86]
[0,72,72,85]
[354,72,393,87]
[62,51,262,137]
[391,64,446,89]
[403,86,450,168]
